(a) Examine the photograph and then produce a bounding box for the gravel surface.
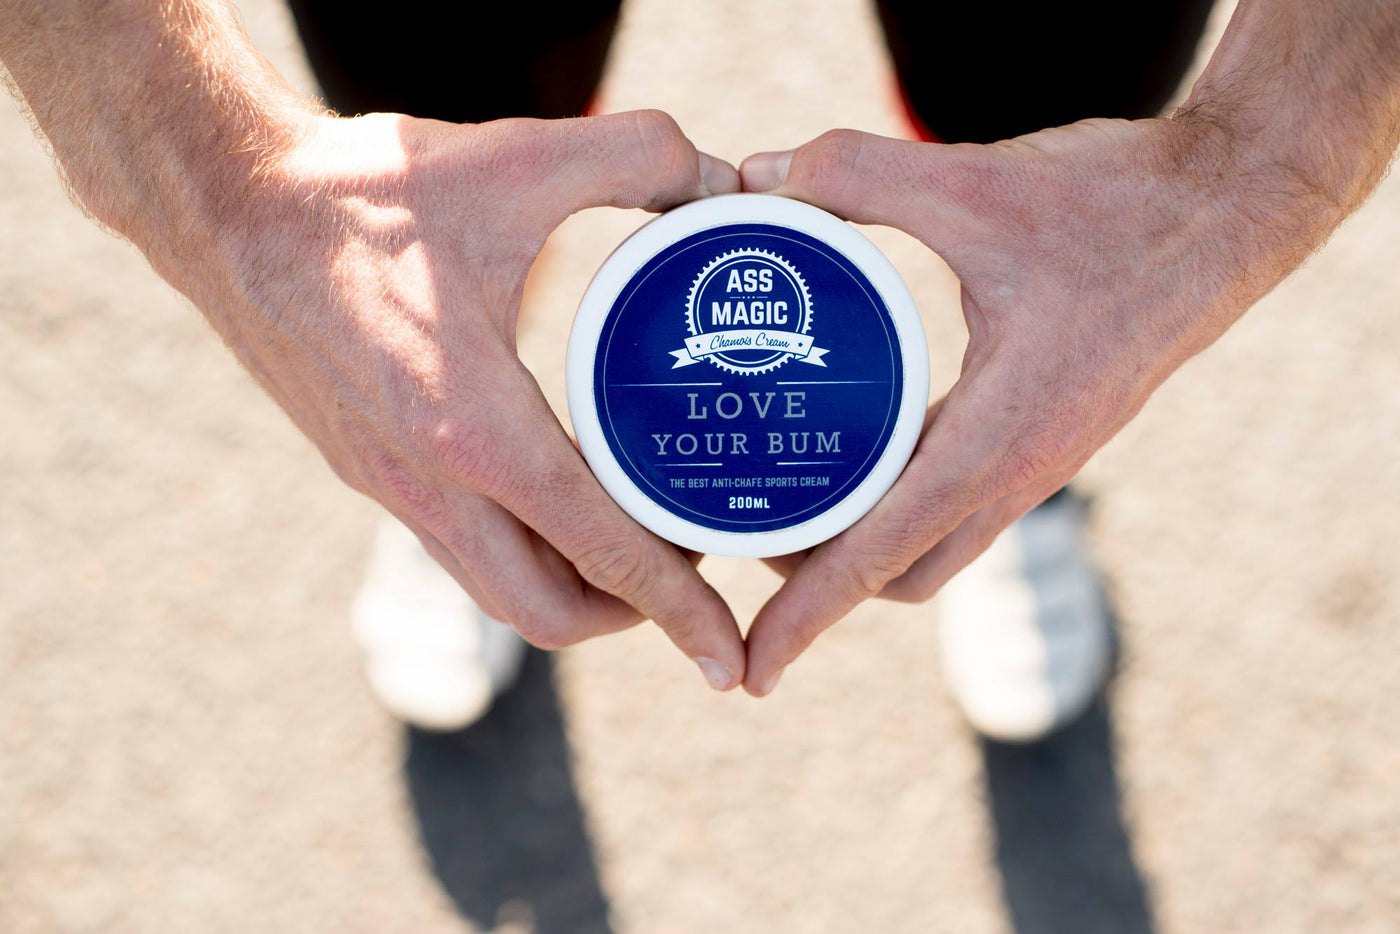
[3,1,1398,932]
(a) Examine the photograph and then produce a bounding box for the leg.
[872,2,1210,739]
[286,0,623,122]
[876,0,1217,142]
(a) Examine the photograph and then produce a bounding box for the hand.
[203,109,747,690]
[737,116,1334,695]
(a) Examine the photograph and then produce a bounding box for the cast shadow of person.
[401,575,1154,934]
[981,603,1156,934]
[403,649,615,934]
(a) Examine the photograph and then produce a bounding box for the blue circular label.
[594,223,904,534]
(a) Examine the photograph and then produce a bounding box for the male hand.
[737,115,1335,695]
[211,110,746,689]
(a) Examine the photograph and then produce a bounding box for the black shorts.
[287,0,1216,143]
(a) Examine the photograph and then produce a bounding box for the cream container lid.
[566,193,928,559]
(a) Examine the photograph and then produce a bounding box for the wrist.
[1,1,325,285]
[170,107,345,333]
[1156,108,1347,287]
[1174,0,1400,251]
[128,96,323,260]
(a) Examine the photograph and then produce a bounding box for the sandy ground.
[3,1,1399,932]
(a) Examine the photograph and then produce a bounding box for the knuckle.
[995,421,1073,495]
[630,109,685,156]
[360,445,438,520]
[848,546,915,601]
[576,536,653,601]
[627,109,692,197]
[801,129,864,197]
[470,118,551,184]
[424,416,511,493]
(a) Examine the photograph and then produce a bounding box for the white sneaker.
[936,492,1112,743]
[352,517,527,732]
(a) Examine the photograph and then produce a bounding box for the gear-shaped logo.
[670,248,828,375]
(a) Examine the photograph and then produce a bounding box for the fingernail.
[697,152,737,197]
[741,150,793,192]
[695,656,735,691]
[757,667,785,697]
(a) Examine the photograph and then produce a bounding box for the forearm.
[1178,0,1400,249]
[0,0,317,273]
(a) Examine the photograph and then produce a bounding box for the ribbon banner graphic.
[670,329,830,368]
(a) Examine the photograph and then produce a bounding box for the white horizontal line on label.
[613,382,723,387]
[774,380,889,385]
[776,461,842,466]
[661,462,724,467]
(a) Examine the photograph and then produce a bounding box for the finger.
[391,510,511,622]
[876,473,1074,604]
[522,110,741,217]
[385,490,648,644]
[759,549,811,580]
[741,366,1031,695]
[696,152,741,198]
[429,363,747,690]
[739,129,982,258]
[451,493,650,639]
[757,397,946,585]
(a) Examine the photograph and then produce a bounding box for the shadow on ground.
[404,649,614,934]
[983,696,1155,934]
[403,611,1152,934]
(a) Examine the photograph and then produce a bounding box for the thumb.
[528,109,739,215]
[740,129,977,255]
